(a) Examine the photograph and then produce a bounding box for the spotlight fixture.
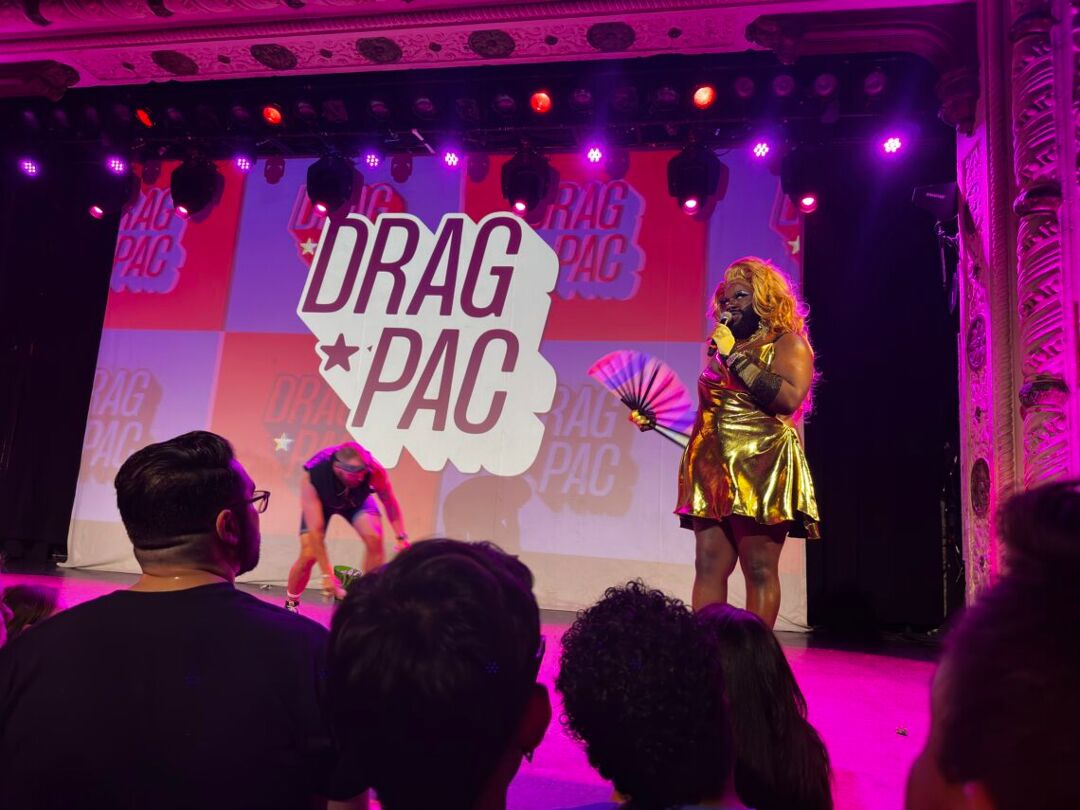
[501,147,556,215]
[772,74,796,98]
[18,157,40,177]
[585,145,604,165]
[234,154,255,173]
[261,104,284,126]
[692,85,717,110]
[781,150,823,215]
[751,141,771,159]
[529,91,553,114]
[667,144,727,214]
[569,87,594,111]
[87,160,138,220]
[369,98,391,120]
[135,107,154,128]
[493,93,518,116]
[170,156,223,218]
[881,135,904,155]
[864,69,888,97]
[611,85,639,113]
[363,150,382,170]
[229,103,253,126]
[652,85,679,110]
[455,97,481,123]
[321,99,350,125]
[306,153,356,214]
[733,76,756,100]
[264,155,285,185]
[813,73,839,98]
[442,149,462,169]
[413,96,437,120]
[106,155,129,176]
[295,100,318,123]
[390,153,413,183]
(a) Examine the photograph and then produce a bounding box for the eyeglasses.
[232,490,270,514]
[333,462,366,475]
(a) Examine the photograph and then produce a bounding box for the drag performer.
[285,442,408,610]
[633,257,818,627]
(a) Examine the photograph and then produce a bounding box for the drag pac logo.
[289,183,406,268]
[81,367,162,482]
[110,187,188,293]
[536,179,645,301]
[262,372,351,480]
[298,212,559,476]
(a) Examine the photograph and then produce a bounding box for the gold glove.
[710,322,736,357]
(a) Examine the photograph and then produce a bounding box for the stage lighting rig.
[306,152,356,214]
[501,147,555,215]
[87,156,138,219]
[170,156,222,218]
[667,144,727,214]
[780,149,824,215]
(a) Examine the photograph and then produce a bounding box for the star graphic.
[300,238,317,255]
[273,432,294,452]
[787,235,801,255]
[320,333,360,372]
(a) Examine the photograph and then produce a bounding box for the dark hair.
[115,431,242,548]
[2,584,59,642]
[937,481,1080,807]
[327,538,541,810]
[997,478,1080,572]
[556,581,732,810]
[697,604,832,810]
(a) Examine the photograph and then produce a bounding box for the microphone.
[707,312,732,356]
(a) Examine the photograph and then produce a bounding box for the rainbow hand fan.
[587,351,694,448]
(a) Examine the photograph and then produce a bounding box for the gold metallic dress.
[676,332,820,539]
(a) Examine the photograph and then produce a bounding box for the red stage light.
[135,108,153,128]
[692,85,717,110]
[262,104,283,126]
[798,194,818,214]
[530,92,552,114]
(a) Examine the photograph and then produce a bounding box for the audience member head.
[906,480,1080,810]
[2,584,59,643]
[115,431,262,579]
[328,538,549,810]
[556,581,734,810]
[698,603,832,810]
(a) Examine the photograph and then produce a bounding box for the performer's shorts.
[299,494,380,534]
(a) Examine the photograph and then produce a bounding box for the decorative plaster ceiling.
[0,0,970,98]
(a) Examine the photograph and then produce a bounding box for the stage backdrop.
[67,150,809,629]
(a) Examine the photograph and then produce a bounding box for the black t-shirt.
[0,583,358,810]
[305,453,374,515]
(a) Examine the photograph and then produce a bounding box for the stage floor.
[2,569,934,810]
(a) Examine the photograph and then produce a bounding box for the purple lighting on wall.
[19,158,40,176]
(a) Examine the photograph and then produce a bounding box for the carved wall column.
[1009,0,1079,488]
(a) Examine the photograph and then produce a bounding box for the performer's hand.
[395,534,411,551]
[710,322,736,358]
[629,409,656,431]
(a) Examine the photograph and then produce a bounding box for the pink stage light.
[682,197,700,213]
[882,136,903,155]
[586,146,604,164]
[512,200,527,213]
[798,194,818,214]
[752,141,771,159]
[234,155,254,172]
[363,151,382,169]
[443,150,461,168]
[18,158,39,177]
[106,156,128,175]
[176,204,191,219]
[314,202,329,215]
[88,204,105,219]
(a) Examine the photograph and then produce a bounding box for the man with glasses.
[0,431,366,810]
[285,442,409,610]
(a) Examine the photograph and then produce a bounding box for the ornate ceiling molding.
[0,0,972,95]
